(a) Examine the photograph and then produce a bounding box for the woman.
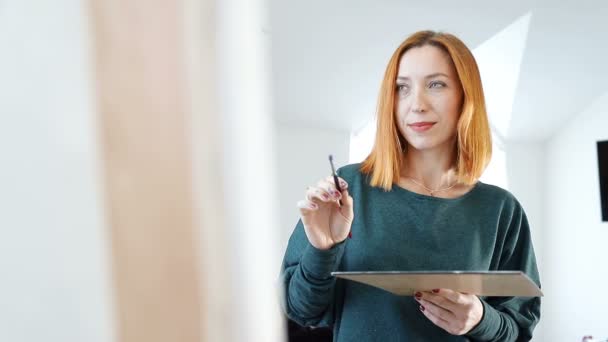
[280,30,541,341]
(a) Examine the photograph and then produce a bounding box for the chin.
[405,138,437,150]
[405,137,451,152]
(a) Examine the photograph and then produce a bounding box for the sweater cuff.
[300,240,346,279]
[466,298,502,340]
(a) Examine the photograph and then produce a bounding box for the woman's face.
[394,45,464,152]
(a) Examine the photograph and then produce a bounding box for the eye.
[396,84,410,95]
[429,81,446,88]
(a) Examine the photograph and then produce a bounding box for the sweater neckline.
[391,181,482,202]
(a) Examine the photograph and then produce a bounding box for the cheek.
[435,96,461,121]
[395,112,408,132]
[395,99,406,115]
[394,103,407,127]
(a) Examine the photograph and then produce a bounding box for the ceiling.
[268,0,608,142]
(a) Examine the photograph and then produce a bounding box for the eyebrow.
[396,73,450,81]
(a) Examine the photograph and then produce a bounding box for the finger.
[336,193,354,223]
[305,186,332,203]
[417,298,455,322]
[419,303,450,331]
[297,199,318,212]
[419,291,458,313]
[428,289,469,306]
[340,187,353,208]
[318,179,343,200]
[324,175,348,190]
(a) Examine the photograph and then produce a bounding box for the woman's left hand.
[414,289,483,336]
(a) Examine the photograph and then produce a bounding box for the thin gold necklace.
[406,177,458,197]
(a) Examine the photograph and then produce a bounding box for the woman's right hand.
[297,176,354,250]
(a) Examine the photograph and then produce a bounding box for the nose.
[410,87,428,113]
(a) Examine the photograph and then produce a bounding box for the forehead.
[397,45,456,78]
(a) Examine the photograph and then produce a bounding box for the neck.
[402,142,456,189]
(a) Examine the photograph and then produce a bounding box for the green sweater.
[280,163,541,341]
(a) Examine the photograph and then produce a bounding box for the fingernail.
[419,305,425,312]
[322,193,329,200]
[333,191,342,198]
[415,292,422,298]
[432,289,439,293]
[340,181,347,188]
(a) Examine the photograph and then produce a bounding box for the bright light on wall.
[349,118,376,163]
[479,132,509,189]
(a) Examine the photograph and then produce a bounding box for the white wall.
[506,143,545,271]
[276,121,350,251]
[505,142,545,342]
[543,91,608,341]
[0,2,114,342]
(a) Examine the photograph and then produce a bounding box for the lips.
[409,121,435,127]
[408,122,436,132]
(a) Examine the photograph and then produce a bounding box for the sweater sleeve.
[467,198,541,341]
[280,218,346,327]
